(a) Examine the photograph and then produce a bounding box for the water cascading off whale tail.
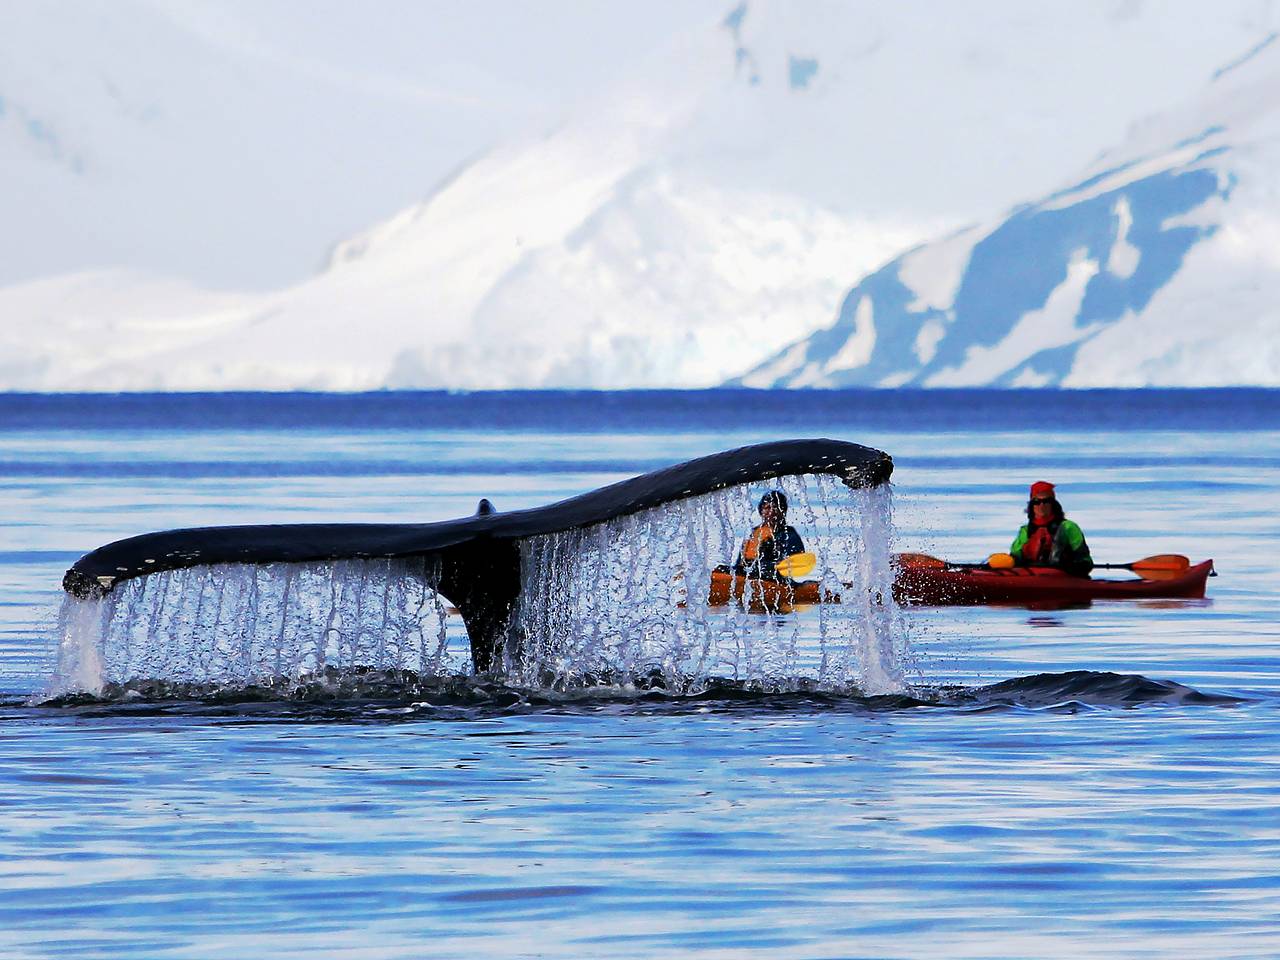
[55,439,901,697]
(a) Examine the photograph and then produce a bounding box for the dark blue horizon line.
[2,386,1279,398]
[2,387,1277,434]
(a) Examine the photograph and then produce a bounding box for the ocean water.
[1,389,1278,959]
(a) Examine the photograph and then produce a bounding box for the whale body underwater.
[61,439,894,671]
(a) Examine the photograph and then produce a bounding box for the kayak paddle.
[893,552,947,569]
[897,551,1194,580]
[774,552,817,578]
[894,553,991,571]
[1092,554,1191,580]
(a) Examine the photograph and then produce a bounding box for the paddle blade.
[774,552,817,578]
[1094,554,1192,580]
[1128,567,1187,582]
[987,552,1016,569]
[893,552,947,570]
[1128,554,1191,580]
[1130,554,1191,573]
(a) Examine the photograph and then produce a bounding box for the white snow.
[739,341,809,389]
[747,15,1280,390]
[1106,196,1141,279]
[0,0,722,289]
[1008,367,1055,388]
[898,228,982,313]
[913,318,948,365]
[4,1,1280,390]
[926,249,1102,387]
[823,297,876,375]
[876,371,916,388]
[1068,186,1280,387]
[788,361,830,389]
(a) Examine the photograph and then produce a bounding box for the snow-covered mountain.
[737,34,1280,388]
[0,0,718,290]
[2,1,1277,390]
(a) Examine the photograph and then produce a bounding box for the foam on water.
[45,476,908,700]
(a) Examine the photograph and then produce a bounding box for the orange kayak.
[707,569,839,610]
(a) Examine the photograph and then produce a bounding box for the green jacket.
[1011,519,1092,575]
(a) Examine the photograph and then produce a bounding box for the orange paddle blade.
[1129,568,1186,582]
[893,552,947,569]
[1127,554,1191,580]
[1129,554,1191,572]
[1093,554,1193,580]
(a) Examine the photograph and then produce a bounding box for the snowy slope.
[0,0,718,290]
[2,1,1276,390]
[1,0,476,290]
[737,35,1280,388]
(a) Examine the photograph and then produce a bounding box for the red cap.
[1030,481,1055,499]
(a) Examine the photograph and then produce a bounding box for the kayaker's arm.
[1056,519,1094,576]
[736,524,807,580]
[1009,525,1030,565]
[741,524,772,562]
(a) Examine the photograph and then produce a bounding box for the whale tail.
[61,439,893,676]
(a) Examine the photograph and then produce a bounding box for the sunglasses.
[1029,497,1054,505]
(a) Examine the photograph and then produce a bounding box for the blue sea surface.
[1,389,1278,959]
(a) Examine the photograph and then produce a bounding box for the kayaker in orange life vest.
[734,491,806,581]
[1010,481,1093,575]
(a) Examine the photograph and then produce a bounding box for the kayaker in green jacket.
[1010,481,1093,575]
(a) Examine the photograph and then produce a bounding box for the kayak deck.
[706,560,1214,610]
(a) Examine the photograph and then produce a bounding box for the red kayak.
[706,560,1214,609]
[892,559,1215,606]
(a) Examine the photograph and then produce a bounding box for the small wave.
[19,668,1243,720]
[948,669,1244,709]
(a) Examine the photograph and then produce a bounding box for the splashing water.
[48,558,459,698]
[512,476,906,693]
[46,476,908,699]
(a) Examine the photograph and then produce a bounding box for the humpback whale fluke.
[61,439,892,671]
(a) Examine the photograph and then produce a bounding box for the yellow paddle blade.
[774,552,817,578]
[987,552,1015,569]
[1130,554,1191,573]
